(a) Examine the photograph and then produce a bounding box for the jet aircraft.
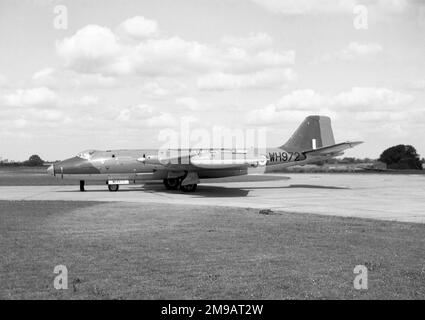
[47,116,362,192]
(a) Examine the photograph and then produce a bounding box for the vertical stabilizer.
[281,115,335,151]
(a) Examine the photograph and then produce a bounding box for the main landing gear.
[108,184,119,192]
[163,178,180,190]
[162,178,197,192]
[80,180,85,192]
[180,183,197,192]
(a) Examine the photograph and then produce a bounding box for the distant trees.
[321,157,375,165]
[23,155,45,167]
[0,154,47,167]
[379,145,423,170]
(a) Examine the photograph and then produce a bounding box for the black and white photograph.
[0,0,424,307]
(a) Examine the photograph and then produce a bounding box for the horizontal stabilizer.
[303,141,363,156]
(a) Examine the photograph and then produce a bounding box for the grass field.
[0,167,102,186]
[0,200,423,299]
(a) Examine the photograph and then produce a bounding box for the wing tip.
[347,141,364,148]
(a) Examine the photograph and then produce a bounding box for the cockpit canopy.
[76,150,97,160]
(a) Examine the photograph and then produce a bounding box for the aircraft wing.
[303,141,363,157]
[190,151,268,169]
[138,149,268,169]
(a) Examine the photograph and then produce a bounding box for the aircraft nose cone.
[47,164,54,176]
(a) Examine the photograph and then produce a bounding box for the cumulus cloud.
[221,32,274,51]
[332,87,413,110]
[0,85,104,131]
[2,87,59,108]
[175,96,201,110]
[57,27,215,75]
[55,18,295,81]
[56,25,121,73]
[0,74,7,87]
[0,86,176,132]
[245,104,329,124]
[119,16,158,39]
[245,87,414,124]
[249,0,408,15]
[222,48,295,74]
[32,68,116,89]
[320,42,383,62]
[276,89,326,109]
[197,68,296,91]
[408,79,425,90]
[117,104,176,128]
[76,95,99,107]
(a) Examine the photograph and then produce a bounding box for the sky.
[0,0,424,161]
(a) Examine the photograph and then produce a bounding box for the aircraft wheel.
[108,184,119,192]
[163,178,180,190]
[180,184,197,192]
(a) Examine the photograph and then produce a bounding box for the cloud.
[56,25,121,73]
[249,0,408,15]
[245,104,325,124]
[221,32,274,51]
[197,68,296,91]
[408,79,425,90]
[119,16,158,39]
[332,87,413,110]
[0,85,103,131]
[175,96,201,110]
[117,104,176,128]
[140,79,188,99]
[32,68,116,89]
[2,87,59,108]
[57,27,216,75]
[245,87,414,124]
[0,74,7,87]
[320,42,383,62]
[76,95,99,107]
[221,48,295,73]
[56,18,294,79]
[276,89,326,109]
[0,87,177,132]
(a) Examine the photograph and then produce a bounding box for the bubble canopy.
[76,150,97,160]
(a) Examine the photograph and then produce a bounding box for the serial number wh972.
[268,151,303,163]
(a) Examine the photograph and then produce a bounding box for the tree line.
[1,145,424,170]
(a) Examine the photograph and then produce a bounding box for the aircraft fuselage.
[48,147,316,182]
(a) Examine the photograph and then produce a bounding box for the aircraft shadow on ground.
[142,184,250,198]
[281,184,350,190]
[57,182,349,197]
[141,183,350,196]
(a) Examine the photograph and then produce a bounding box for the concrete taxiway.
[0,173,424,223]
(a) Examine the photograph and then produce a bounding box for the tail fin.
[281,115,335,151]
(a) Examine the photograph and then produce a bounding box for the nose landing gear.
[80,180,85,192]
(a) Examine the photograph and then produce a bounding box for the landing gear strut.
[163,178,198,192]
[180,184,197,192]
[80,180,85,192]
[108,184,119,192]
